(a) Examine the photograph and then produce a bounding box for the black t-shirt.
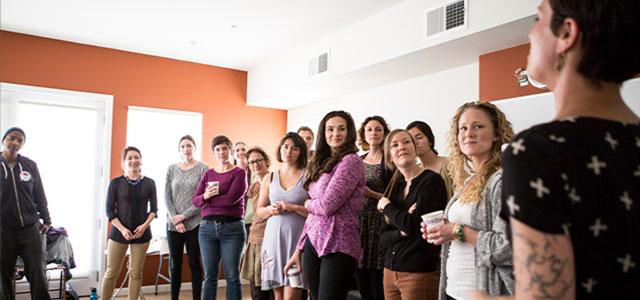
[501,117,639,299]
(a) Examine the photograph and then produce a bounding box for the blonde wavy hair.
[447,101,513,203]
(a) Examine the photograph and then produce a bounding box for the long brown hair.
[305,111,358,190]
[447,101,513,203]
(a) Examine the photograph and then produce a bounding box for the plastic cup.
[287,266,302,287]
[421,210,444,229]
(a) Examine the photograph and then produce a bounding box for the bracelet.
[454,223,464,242]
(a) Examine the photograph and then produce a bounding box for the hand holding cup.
[421,210,445,243]
[205,181,219,199]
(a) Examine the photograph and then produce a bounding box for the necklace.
[126,175,143,186]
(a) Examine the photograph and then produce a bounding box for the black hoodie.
[0,153,51,229]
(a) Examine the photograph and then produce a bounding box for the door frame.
[1,82,113,294]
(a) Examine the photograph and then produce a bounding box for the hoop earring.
[554,53,565,71]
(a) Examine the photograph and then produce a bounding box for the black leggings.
[167,226,203,300]
[302,239,356,300]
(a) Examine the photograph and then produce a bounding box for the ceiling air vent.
[308,51,329,77]
[427,0,467,37]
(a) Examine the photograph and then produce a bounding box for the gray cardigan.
[438,169,514,299]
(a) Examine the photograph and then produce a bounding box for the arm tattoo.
[514,232,574,299]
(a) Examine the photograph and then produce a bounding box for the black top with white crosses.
[501,117,639,299]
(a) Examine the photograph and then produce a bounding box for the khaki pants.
[383,268,439,300]
[100,239,150,300]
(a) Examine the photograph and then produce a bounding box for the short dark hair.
[178,135,196,149]
[247,147,271,168]
[549,0,640,83]
[297,126,314,137]
[406,120,438,155]
[211,135,232,151]
[358,116,391,151]
[122,146,142,160]
[276,132,308,169]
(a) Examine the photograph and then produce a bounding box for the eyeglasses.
[248,158,265,165]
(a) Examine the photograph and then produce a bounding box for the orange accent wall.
[0,30,286,285]
[479,43,548,102]
[0,30,286,170]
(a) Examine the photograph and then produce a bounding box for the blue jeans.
[199,219,246,300]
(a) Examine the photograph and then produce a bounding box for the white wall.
[287,62,478,156]
[249,0,538,109]
[288,69,640,158]
[496,78,640,134]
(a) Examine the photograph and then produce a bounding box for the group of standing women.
[99,80,629,300]
[13,1,636,299]
[349,105,513,300]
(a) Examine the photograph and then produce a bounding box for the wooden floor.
[113,285,253,299]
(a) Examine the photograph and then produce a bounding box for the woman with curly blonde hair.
[423,101,514,300]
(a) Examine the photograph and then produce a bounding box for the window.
[1,82,113,293]
[126,106,203,239]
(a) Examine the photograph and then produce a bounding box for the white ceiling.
[0,0,404,71]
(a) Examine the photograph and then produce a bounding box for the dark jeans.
[0,223,50,300]
[302,239,356,300]
[167,226,203,300]
[199,219,246,300]
[356,268,384,300]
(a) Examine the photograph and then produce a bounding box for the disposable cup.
[421,210,444,229]
[287,266,302,287]
[207,181,219,188]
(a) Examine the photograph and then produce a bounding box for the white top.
[445,199,476,300]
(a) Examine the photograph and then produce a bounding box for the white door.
[1,82,113,296]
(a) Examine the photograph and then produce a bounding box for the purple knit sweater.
[193,167,247,218]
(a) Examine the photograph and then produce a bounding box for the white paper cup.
[287,266,302,287]
[421,210,444,229]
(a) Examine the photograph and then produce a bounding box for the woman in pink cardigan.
[285,110,365,300]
